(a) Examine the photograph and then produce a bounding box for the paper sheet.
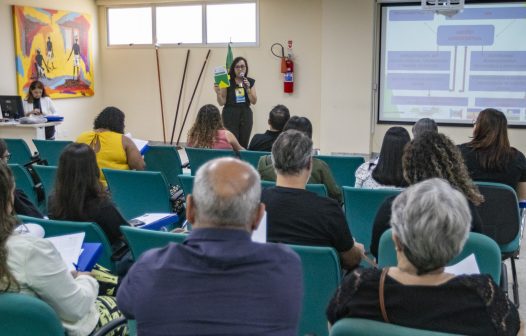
[445,253,480,276]
[125,133,148,153]
[133,213,173,225]
[46,232,85,272]
[251,211,267,243]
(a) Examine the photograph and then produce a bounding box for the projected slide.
[378,3,526,126]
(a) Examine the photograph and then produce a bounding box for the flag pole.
[170,49,190,145]
[155,44,167,143]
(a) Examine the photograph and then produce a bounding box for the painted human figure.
[46,36,55,69]
[34,49,49,79]
[67,37,81,80]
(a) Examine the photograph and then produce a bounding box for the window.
[156,5,203,44]
[206,3,257,43]
[107,1,258,47]
[107,7,152,45]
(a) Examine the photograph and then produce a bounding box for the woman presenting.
[22,80,57,140]
[214,57,257,148]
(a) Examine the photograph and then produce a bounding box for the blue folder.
[77,243,103,272]
[134,214,179,231]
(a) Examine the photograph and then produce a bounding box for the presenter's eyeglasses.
[1,152,11,162]
[234,65,246,69]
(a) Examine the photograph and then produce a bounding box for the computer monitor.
[0,95,24,120]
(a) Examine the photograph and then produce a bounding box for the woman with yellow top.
[77,106,145,186]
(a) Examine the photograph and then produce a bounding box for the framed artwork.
[13,5,95,99]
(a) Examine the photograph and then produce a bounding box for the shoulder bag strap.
[379,267,390,323]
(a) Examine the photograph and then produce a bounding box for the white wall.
[0,0,102,141]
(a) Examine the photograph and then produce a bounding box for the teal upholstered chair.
[0,293,65,336]
[260,180,328,197]
[144,145,185,186]
[330,318,461,336]
[184,147,236,175]
[32,139,72,166]
[178,174,195,196]
[32,165,58,209]
[378,229,502,285]
[18,215,117,273]
[475,181,523,305]
[314,155,365,188]
[121,226,187,260]
[288,244,341,336]
[3,138,33,164]
[342,186,402,253]
[103,169,172,220]
[238,150,269,168]
[8,163,40,207]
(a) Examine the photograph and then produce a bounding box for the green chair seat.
[121,226,187,260]
[3,138,33,165]
[330,318,461,336]
[32,139,72,166]
[314,155,365,188]
[184,147,236,175]
[144,145,185,186]
[238,150,269,169]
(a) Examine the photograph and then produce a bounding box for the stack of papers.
[46,232,85,272]
[445,254,480,276]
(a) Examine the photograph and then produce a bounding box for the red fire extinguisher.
[283,40,294,93]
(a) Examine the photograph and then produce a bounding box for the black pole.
[176,49,211,146]
[170,49,190,145]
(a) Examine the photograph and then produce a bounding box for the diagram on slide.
[379,4,526,126]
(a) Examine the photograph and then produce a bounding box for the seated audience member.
[327,178,520,335]
[187,104,244,151]
[412,117,438,139]
[261,130,364,270]
[77,106,145,186]
[370,132,483,258]
[0,161,123,335]
[248,104,290,151]
[117,158,303,335]
[0,139,43,218]
[459,108,526,200]
[258,116,342,204]
[355,127,410,189]
[48,143,129,249]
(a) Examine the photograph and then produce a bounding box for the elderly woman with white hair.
[326,178,520,335]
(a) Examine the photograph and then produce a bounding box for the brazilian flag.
[226,42,233,70]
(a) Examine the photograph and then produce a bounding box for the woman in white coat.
[22,80,57,139]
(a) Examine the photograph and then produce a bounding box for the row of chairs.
[3,138,72,166]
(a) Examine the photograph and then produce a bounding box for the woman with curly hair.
[459,108,526,200]
[370,131,484,258]
[187,104,243,151]
[77,106,145,186]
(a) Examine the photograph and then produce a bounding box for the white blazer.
[22,96,57,116]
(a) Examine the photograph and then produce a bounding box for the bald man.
[117,158,303,335]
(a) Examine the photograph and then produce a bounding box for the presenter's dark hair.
[467,108,514,171]
[269,105,290,131]
[50,143,107,221]
[372,127,410,187]
[0,162,20,292]
[228,57,249,79]
[94,106,125,134]
[412,118,438,139]
[26,80,49,103]
[283,116,313,139]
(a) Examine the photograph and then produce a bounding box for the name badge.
[235,87,246,103]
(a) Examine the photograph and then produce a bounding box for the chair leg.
[511,257,520,308]
[500,262,509,298]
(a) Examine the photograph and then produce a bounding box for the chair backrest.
[330,318,460,336]
[377,229,501,285]
[261,180,276,189]
[144,145,184,186]
[33,165,58,207]
[306,183,328,197]
[474,182,521,252]
[184,147,236,175]
[238,150,269,168]
[103,169,172,220]
[121,226,187,260]
[178,174,194,196]
[288,244,341,336]
[0,293,65,336]
[32,139,72,166]
[18,215,116,273]
[8,164,39,206]
[342,187,402,252]
[3,138,33,165]
[314,155,365,188]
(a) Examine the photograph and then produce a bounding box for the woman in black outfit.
[48,143,129,250]
[214,56,257,148]
[459,108,526,200]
